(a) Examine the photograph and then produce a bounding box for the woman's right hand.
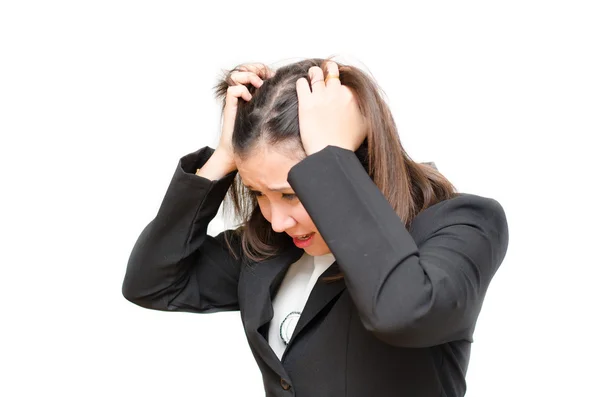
[216,63,275,162]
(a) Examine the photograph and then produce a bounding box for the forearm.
[123,147,238,308]
[195,147,237,181]
[288,146,508,347]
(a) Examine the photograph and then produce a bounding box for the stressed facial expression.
[235,144,331,256]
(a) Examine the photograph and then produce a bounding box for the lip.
[290,233,314,238]
[292,232,315,248]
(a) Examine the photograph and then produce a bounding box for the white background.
[1,1,599,396]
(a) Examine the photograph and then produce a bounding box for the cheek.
[293,205,316,229]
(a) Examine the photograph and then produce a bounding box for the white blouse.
[267,252,336,360]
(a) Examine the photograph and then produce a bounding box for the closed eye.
[282,193,297,201]
[249,190,297,201]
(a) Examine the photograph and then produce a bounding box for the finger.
[324,61,341,87]
[230,71,264,88]
[237,63,276,79]
[308,66,325,92]
[226,85,252,103]
[296,77,311,99]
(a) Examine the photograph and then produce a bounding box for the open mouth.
[292,232,316,248]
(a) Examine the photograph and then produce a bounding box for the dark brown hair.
[214,58,458,281]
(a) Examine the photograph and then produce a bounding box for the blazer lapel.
[282,262,346,360]
[240,242,304,377]
[240,246,347,373]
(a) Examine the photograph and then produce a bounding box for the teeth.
[297,234,312,240]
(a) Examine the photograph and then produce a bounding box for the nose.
[270,205,296,233]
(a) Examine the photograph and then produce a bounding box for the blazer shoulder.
[410,193,508,246]
[423,192,505,219]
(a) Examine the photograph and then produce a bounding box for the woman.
[122,59,509,396]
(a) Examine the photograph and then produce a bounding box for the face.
[235,144,331,256]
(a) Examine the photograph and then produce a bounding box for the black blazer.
[122,145,509,397]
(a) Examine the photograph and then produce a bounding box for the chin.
[305,245,331,256]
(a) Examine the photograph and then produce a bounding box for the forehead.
[236,145,304,189]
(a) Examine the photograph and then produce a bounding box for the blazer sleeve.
[122,147,243,313]
[287,145,509,348]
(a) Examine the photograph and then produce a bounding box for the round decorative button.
[279,311,301,346]
[280,378,291,390]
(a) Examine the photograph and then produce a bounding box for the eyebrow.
[243,184,293,192]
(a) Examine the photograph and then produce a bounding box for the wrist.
[195,148,237,179]
[212,147,236,168]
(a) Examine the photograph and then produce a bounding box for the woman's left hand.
[296,61,367,156]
